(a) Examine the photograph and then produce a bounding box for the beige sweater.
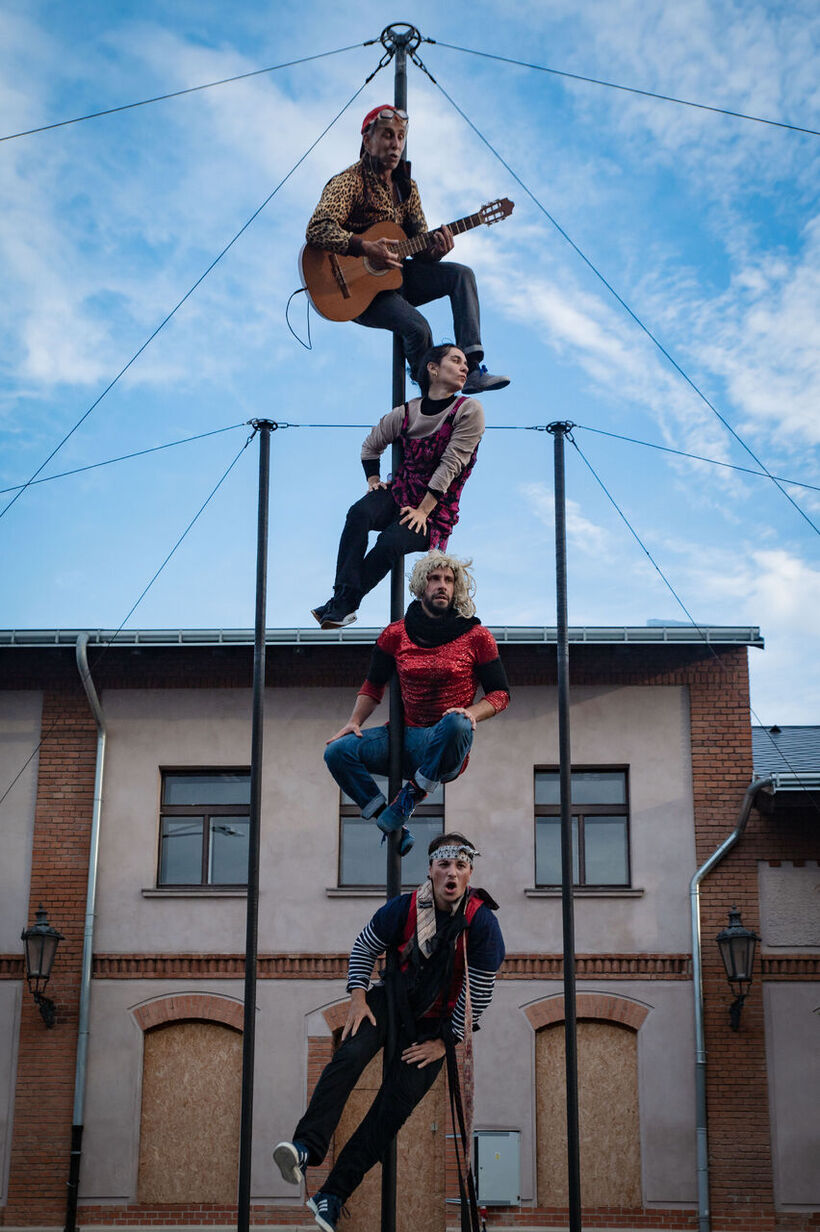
[360,397,485,495]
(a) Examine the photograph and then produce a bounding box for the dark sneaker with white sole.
[307,1191,345,1232]
[273,1139,309,1184]
[462,364,510,394]
[311,601,357,630]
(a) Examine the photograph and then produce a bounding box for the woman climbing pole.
[310,343,485,629]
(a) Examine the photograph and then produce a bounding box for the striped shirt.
[346,893,504,1043]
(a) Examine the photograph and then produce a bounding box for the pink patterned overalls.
[389,397,480,551]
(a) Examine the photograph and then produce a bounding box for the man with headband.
[323,552,510,855]
[273,832,504,1232]
[305,104,509,394]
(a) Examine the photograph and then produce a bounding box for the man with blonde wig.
[324,553,509,855]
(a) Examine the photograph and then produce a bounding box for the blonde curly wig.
[408,552,477,618]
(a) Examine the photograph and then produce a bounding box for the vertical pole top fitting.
[546,421,575,437]
[379,24,422,55]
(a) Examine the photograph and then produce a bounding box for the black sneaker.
[462,364,510,394]
[273,1139,309,1184]
[307,1191,344,1232]
[311,601,357,630]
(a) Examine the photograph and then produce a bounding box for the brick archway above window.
[323,1000,352,1034]
[524,992,649,1032]
[132,993,243,1033]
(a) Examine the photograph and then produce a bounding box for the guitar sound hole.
[362,258,392,278]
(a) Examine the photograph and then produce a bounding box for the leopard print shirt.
[305,157,427,255]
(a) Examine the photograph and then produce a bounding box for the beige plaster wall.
[0,692,41,948]
[763,983,820,1207]
[94,683,694,956]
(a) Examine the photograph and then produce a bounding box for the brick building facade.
[0,626,817,1229]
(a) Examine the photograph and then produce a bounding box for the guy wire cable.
[572,424,820,495]
[0,63,385,525]
[0,423,247,494]
[0,427,256,811]
[423,40,820,138]
[416,63,820,540]
[1,41,375,142]
[565,430,820,815]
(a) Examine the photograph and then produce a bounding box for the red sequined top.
[358,621,510,728]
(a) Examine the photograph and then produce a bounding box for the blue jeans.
[324,711,474,816]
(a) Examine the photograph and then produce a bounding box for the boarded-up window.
[138,1019,241,1202]
[536,1020,641,1208]
[334,1045,446,1232]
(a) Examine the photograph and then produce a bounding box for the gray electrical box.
[474,1130,520,1205]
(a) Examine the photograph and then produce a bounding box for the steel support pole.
[547,422,582,1232]
[380,24,418,1232]
[238,419,274,1231]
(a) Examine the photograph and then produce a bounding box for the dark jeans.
[293,987,444,1202]
[354,259,482,380]
[333,486,428,607]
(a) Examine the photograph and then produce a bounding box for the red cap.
[361,104,408,134]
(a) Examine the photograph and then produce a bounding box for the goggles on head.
[429,844,480,867]
[361,105,409,134]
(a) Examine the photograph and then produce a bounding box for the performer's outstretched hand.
[341,988,377,1040]
[401,1038,446,1067]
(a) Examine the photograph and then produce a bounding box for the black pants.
[333,486,429,606]
[354,259,482,381]
[293,987,444,1202]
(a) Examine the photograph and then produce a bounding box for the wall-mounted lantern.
[716,905,759,1031]
[21,905,63,1028]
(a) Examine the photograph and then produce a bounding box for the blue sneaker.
[307,1191,344,1232]
[380,825,415,856]
[377,781,427,834]
[273,1139,309,1184]
[462,364,510,394]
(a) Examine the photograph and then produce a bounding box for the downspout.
[65,634,107,1232]
[689,775,771,1232]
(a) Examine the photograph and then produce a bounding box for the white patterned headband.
[429,844,480,866]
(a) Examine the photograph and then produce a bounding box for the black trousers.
[293,986,444,1202]
[333,486,429,606]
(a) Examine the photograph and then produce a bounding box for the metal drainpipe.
[689,775,771,1232]
[64,634,107,1232]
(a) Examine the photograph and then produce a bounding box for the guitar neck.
[398,213,483,258]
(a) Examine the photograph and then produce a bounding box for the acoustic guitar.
[299,198,514,322]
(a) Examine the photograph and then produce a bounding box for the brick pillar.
[690,650,775,1231]
[5,683,97,1224]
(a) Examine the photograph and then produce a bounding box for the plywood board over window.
[335,1047,446,1232]
[137,1020,241,1203]
[536,1020,641,1208]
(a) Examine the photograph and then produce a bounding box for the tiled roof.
[752,725,820,777]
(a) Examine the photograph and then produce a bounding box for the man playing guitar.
[305,105,509,394]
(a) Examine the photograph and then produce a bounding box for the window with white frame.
[158,770,251,887]
[339,775,444,888]
[535,768,630,887]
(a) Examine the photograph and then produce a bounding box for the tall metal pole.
[379,23,419,1232]
[547,422,582,1232]
[238,419,274,1231]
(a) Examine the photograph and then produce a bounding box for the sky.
[1,0,818,723]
